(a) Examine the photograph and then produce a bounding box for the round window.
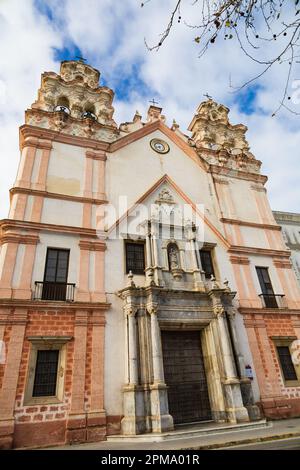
[150,138,170,154]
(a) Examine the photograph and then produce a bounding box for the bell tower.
[27,59,117,140]
[0,60,112,448]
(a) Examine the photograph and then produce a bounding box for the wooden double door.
[161,330,211,425]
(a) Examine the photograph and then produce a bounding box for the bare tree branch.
[142,1,300,116]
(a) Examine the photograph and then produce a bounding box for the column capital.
[85,150,107,161]
[291,315,300,329]
[9,308,29,325]
[124,305,138,317]
[74,309,89,326]
[147,303,159,316]
[213,305,226,318]
[226,306,237,320]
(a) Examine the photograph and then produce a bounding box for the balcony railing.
[259,293,286,309]
[33,282,75,302]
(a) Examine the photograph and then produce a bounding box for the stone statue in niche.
[169,246,179,270]
[168,243,182,280]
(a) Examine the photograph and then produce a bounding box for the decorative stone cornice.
[27,335,73,343]
[251,184,267,192]
[221,217,281,231]
[273,210,300,225]
[273,258,293,269]
[85,150,107,161]
[229,255,250,265]
[0,233,40,246]
[0,219,98,239]
[243,316,266,328]
[0,299,110,310]
[20,136,53,151]
[239,307,299,315]
[19,124,112,152]
[25,109,118,143]
[213,177,229,185]
[209,164,267,183]
[79,240,106,251]
[10,186,107,206]
[228,245,291,258]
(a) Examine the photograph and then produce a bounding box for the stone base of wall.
[261,397,300,419]
[13,420,67,449]
[0,420,14,450]
[66,412,107,445]
[0,415,121,449]
[106,415,122,436]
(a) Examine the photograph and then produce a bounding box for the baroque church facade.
[0,60,300,449]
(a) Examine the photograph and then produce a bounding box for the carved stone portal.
[118,284,260,436]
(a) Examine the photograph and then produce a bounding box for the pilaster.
[0,308,28,449]
[66,310,88,444]
[209,287,249,423]
[86,310,106,442]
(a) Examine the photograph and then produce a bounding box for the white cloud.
[0,0,299,219]
[0,0,61,218]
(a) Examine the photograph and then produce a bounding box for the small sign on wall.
[245,364,254,380]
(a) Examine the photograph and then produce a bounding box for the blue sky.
[0,0,299,218]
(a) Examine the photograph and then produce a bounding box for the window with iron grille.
[125,242,145,274]
[32,350,59,397]
[199,250,215,279]
[276,346,298,382]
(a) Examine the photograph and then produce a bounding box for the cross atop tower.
[149,98,159,106]
[203,93,212,100]
[75,56,87,63]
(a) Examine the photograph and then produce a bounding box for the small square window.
[125,242,145,275]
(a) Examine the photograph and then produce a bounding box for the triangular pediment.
[108,120,207,171]
[106,174,229,248]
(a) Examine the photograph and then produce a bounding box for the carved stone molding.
[124,306,139,317]
[155,188,175,205]
[213,305,226,318]
[28,60,118,142]
[229,255,250,265]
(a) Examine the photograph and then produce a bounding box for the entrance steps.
[107,419,268,443]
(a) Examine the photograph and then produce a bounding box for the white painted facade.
[273,211,300,286]
[3,61,300,450]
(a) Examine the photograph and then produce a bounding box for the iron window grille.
[125,242,145,275]
[32,350,59,397]
[276,346,298,381]
[199,250,215,279]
